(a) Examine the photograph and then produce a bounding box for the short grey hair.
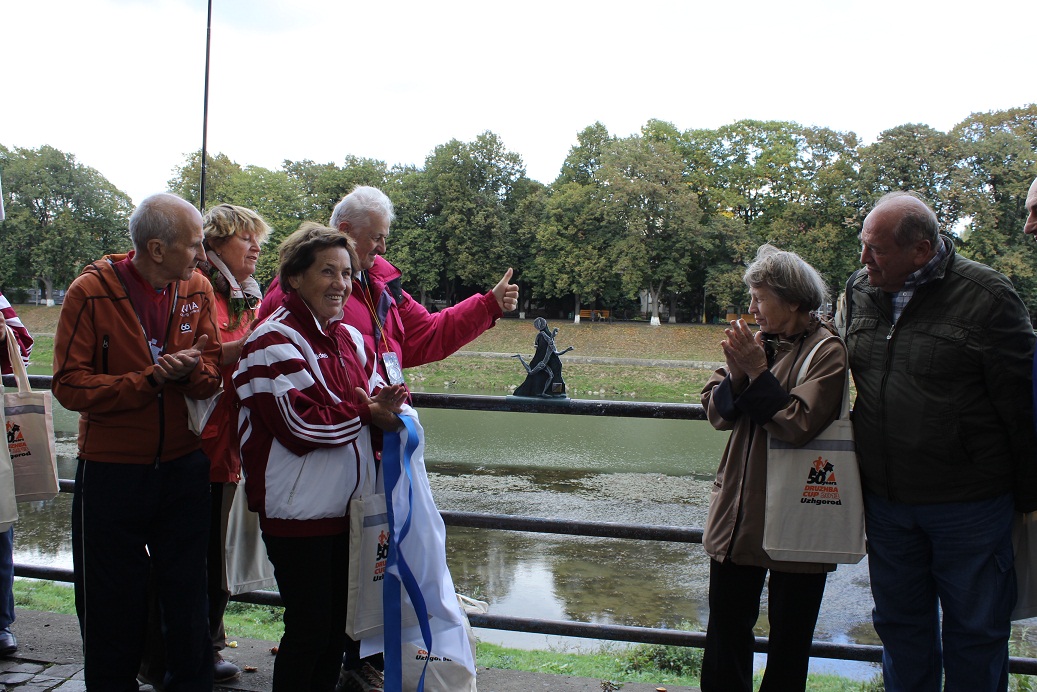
[744,244,830,313]
[329,185,395,230]
[873,191,940,247]
[129,193,189,252]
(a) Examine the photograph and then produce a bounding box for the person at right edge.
[700,244,847,691]
[847,191,1037,691]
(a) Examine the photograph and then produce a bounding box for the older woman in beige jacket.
[699,244,848,692]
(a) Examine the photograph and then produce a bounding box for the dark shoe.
[0,627,16,656]
[214,651,241,682]
[336,661,384,692]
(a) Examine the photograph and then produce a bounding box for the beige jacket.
[700,320,847,573]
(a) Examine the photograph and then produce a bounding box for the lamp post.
[199,0,213,211]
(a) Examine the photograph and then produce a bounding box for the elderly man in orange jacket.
[53,192,222,691]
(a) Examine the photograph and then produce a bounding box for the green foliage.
[0,145,133,296]
[6,103,1037,322]
[623,641,703,676]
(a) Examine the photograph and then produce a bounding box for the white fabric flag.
[360,406,477,679]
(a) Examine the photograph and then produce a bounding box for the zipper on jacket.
[286,460,308,505]
[873,283,931,503]
[101,336,110,374]
[152,282,181,467]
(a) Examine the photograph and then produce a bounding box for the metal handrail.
[16,386,1037,676]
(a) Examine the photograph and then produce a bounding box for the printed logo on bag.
[800,456,842,506]
[415,649,453,662]
[372,529,389,582]
[6,421,30,459]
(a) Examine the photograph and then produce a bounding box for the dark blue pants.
[72,453,213,692]
[701,558,828,692]
[0,527,13,630]
[865,491,1015,692]
[263,532,350,692]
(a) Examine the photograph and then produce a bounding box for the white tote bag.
[224,479,277,595]
[0,365,16,533]
[762,336,866,564]
[346,493,422,639]
[4,326,59,503]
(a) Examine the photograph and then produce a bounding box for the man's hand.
[492,268,519,313]
[0,313,6,343]
[154,333,209,385]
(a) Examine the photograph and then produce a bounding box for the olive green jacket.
[846,236,1037,510]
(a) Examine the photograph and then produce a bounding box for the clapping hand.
[154,334,209,384]
[720,319,768,383]
[356,384,407,431]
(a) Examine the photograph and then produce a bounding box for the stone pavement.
[0,609,701,691]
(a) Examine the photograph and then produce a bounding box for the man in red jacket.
[259,186,518,394]
[52,192,222,691]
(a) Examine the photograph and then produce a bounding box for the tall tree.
[167,150,243,207]
[422,132,527,302]
[950,105,1037,308]
[687,120,806,227]
[0,145,133,302]
[857,124,959,226]
[283,155,394,224]
[599,133,705,325]
[767,125,864,296]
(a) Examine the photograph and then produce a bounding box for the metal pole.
[199,0,213,211]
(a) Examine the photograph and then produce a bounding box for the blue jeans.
[865,491,1015,692]
[0,527,13,630]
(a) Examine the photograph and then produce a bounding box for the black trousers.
[263,531,350,692]
[700,558,827,692]
[71,452,213,692]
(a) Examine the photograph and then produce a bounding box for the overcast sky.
[2,0,1034,206]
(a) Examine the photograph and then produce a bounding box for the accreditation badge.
[382,352,405,386]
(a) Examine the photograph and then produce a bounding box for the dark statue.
[512,317,573,398]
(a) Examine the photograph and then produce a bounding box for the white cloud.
[2,0,1033,206]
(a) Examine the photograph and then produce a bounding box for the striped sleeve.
[233,321,368,455]
[0,291,33,374]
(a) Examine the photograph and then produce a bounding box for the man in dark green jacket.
[847,191,1037,692]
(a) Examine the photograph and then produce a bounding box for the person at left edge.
[0,290,33,658]
[52,192,222,691]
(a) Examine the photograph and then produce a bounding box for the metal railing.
[10,382,1037,676]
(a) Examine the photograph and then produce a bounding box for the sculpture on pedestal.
[512,317,573,398]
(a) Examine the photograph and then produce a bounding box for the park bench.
[578,309,611,321]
